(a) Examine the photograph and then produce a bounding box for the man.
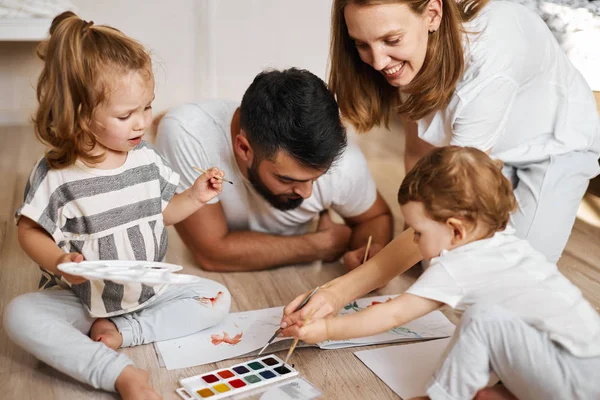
[155,68,392,271]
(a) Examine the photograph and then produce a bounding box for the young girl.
[284,146,600,400]
[3,11,231,400]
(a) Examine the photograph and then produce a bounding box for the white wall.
[0,0,333,125]
[204,0,333,100]
[0,41,41,124]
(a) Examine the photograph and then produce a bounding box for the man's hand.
[317,211,351,263]
[342,243,383,270]
[56,252,87,285]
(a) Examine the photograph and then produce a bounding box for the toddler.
[3,11,231,400]
[288,146,600,400]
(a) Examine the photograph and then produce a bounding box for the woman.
[281,0,599,397]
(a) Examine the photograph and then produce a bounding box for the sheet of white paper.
[155,295,455,370]
[157,306,285,369]
[354,338,452,399]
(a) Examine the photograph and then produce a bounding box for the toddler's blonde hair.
[34,11,153,168]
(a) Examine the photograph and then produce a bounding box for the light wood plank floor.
[1,117,599,399]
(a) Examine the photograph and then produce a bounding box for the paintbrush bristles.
[192,166,234,185]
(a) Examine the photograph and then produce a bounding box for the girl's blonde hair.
[398,146,517,237]
[329,0,489,131]
[34,11,152,168]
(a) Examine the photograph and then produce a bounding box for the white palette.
[57,260,202,285]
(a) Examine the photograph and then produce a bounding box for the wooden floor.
[0,117,599,399]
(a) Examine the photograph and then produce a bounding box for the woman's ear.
[446,217,467,244]
[427,0,443,33]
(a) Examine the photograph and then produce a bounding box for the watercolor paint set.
[176,355,299,399]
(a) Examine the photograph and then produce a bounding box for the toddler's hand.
[190,167,224,204]
[285,318,329,344]
[56,252,87,285]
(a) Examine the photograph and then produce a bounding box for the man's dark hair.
[239,68,347,170]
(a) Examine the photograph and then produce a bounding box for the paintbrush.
[284,309,316,365]
[362,235,373,264]
[257,286,320,356]
[192,166,234,185]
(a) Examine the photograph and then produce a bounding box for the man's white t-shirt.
[155,100,378,235]
[406,227,600,358]
[417,1,600,164]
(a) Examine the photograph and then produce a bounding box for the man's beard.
[247,163,304,211]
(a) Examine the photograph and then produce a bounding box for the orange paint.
[210,331,243,346]
[197,388,215,398]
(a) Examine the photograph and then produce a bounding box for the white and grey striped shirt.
[15,141,179,317]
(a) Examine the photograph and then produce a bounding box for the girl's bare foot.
[475,384,518,400]
[115,366,162,400]
[90,318,123,350]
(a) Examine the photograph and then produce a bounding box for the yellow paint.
[213,383,230,393]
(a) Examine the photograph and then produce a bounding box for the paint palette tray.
[176,355,299,399]
[57,260,202,285]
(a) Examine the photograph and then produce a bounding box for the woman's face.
[344,1,439,87]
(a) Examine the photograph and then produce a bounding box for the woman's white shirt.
[417,1,600,163]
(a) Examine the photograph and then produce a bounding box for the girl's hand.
[190,167,224,204]
[56,252,87,285]
[287,318,329,344]
[279,286,341,336]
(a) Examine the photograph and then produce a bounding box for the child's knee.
[460,303,513,329]
[192,282,231,324]
[3,294,42,342]
[214,284,231,314]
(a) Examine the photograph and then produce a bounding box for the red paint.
[368,297,393,307]
[202,374,219,383]
[199,291,224,306]
[229,379,246,388]
[217,370,234,379]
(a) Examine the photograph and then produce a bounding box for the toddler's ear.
[446,217,467,244]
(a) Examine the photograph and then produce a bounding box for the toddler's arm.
[163,167,224,226]
[292,293,442,344]
[17,216,86,284]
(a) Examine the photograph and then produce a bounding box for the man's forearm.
[349,212,393,250]
[178,226,329,272]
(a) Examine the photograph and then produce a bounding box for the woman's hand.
[56,252,87,285]
[280,285,342,336]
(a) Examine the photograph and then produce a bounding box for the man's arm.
[344,191,393,250]
[175,202,351,271]
[340,191,394,269]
